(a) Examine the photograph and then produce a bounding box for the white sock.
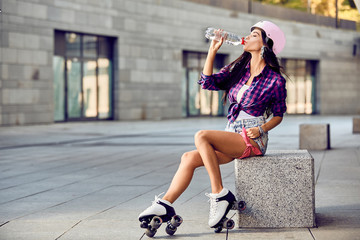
[215,188,228,197]
[160,199,173,207]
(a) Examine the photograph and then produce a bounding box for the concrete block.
[33,50,48,66]
[131,70,150,83]
[2,48,17,63]
[8,64,24,80]
[74,11,87,25]
[2,0,18,15]
[299,124,330,150]
[234,150,315,228]
[24,34,40,49]
[7,14,26,25]
[9,32,25,48]
[1,64,9,79]
[2,113,25,125]
[17,49,33,64]
[1,29,9,48]
[2,89,40,105]
[17,1,47,19]
[47,6,75,23]
[353,118,360,134]
[124,18,137,31]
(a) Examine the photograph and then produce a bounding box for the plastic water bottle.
[205,27,245,46]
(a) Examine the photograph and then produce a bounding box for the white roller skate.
[138,193,183,238]
[206,188,246,233]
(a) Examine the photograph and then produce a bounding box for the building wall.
[185,0,357,30]
[0,0,360,126]
[280,21,360,114]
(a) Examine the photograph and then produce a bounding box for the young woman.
[139,20,287,231]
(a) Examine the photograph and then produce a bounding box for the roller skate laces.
[139,192,165,217]
[206,192,221,227]
[205,188,234,227]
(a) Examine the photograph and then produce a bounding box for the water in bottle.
[205,27,245,46]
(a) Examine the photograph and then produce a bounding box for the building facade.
[0,0,360,126]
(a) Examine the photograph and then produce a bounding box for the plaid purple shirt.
[198,62,287,123]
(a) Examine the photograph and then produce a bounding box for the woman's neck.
[250,54,266,76]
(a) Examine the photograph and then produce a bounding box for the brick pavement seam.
[315,151,326,185]
[308,228,316,240]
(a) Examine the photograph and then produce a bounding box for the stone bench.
[299,123,330,150]
[234,150,315,228]
[353,118,360,134]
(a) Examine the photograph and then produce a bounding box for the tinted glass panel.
[98,58,112,119]
[53,56,65,121]
[66,33,81,57]
[283,59,317,114]
[67,59,82,118]
[83,60,97,117]
[182,51,226,117]
[54,30,114,121]
[99,37,112,58]
[83,35,97,58]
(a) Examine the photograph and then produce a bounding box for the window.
[281,59,318,114]
[182,51,227,117]
[53,31,115,121]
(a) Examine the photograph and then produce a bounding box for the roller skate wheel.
[214,225,223,233]
[140,220,148,228]
[223,219,235,230]
[145,228,157,238]
[150,216,162,229]
[170,215,183,227]
[238,201,246,211]
[165,224,177,236]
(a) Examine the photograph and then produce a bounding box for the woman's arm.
[202,29,226,76]
[261,116,282,133]
[246,116,282,139]
[202,48,217,76]
[199,30,231,91]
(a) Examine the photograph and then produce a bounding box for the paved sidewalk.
[0,115,359,240]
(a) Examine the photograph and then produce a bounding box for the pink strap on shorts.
[239,126,262,159]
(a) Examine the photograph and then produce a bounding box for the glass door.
[53,56,65,121]
[98,58,112,119]
[53,31,114,121]
[282,59,317,114]
[67,59,82,118]
[83,60,97,118]
[182,51,227,117]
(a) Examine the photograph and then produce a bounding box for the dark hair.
[221,29,286,118]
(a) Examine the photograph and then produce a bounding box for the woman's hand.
[209,29,226,52]
[246,127,260,139]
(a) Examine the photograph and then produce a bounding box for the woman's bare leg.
[163,150,233,203]
[163,130,260,203]
[194,130,259,194]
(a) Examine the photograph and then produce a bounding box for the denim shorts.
[225,116,268,155]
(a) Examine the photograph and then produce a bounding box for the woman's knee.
[181,151,201,169]
[194,130,208,146]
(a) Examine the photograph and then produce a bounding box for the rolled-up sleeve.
[197,65,231,91]
[271,76,287,117]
